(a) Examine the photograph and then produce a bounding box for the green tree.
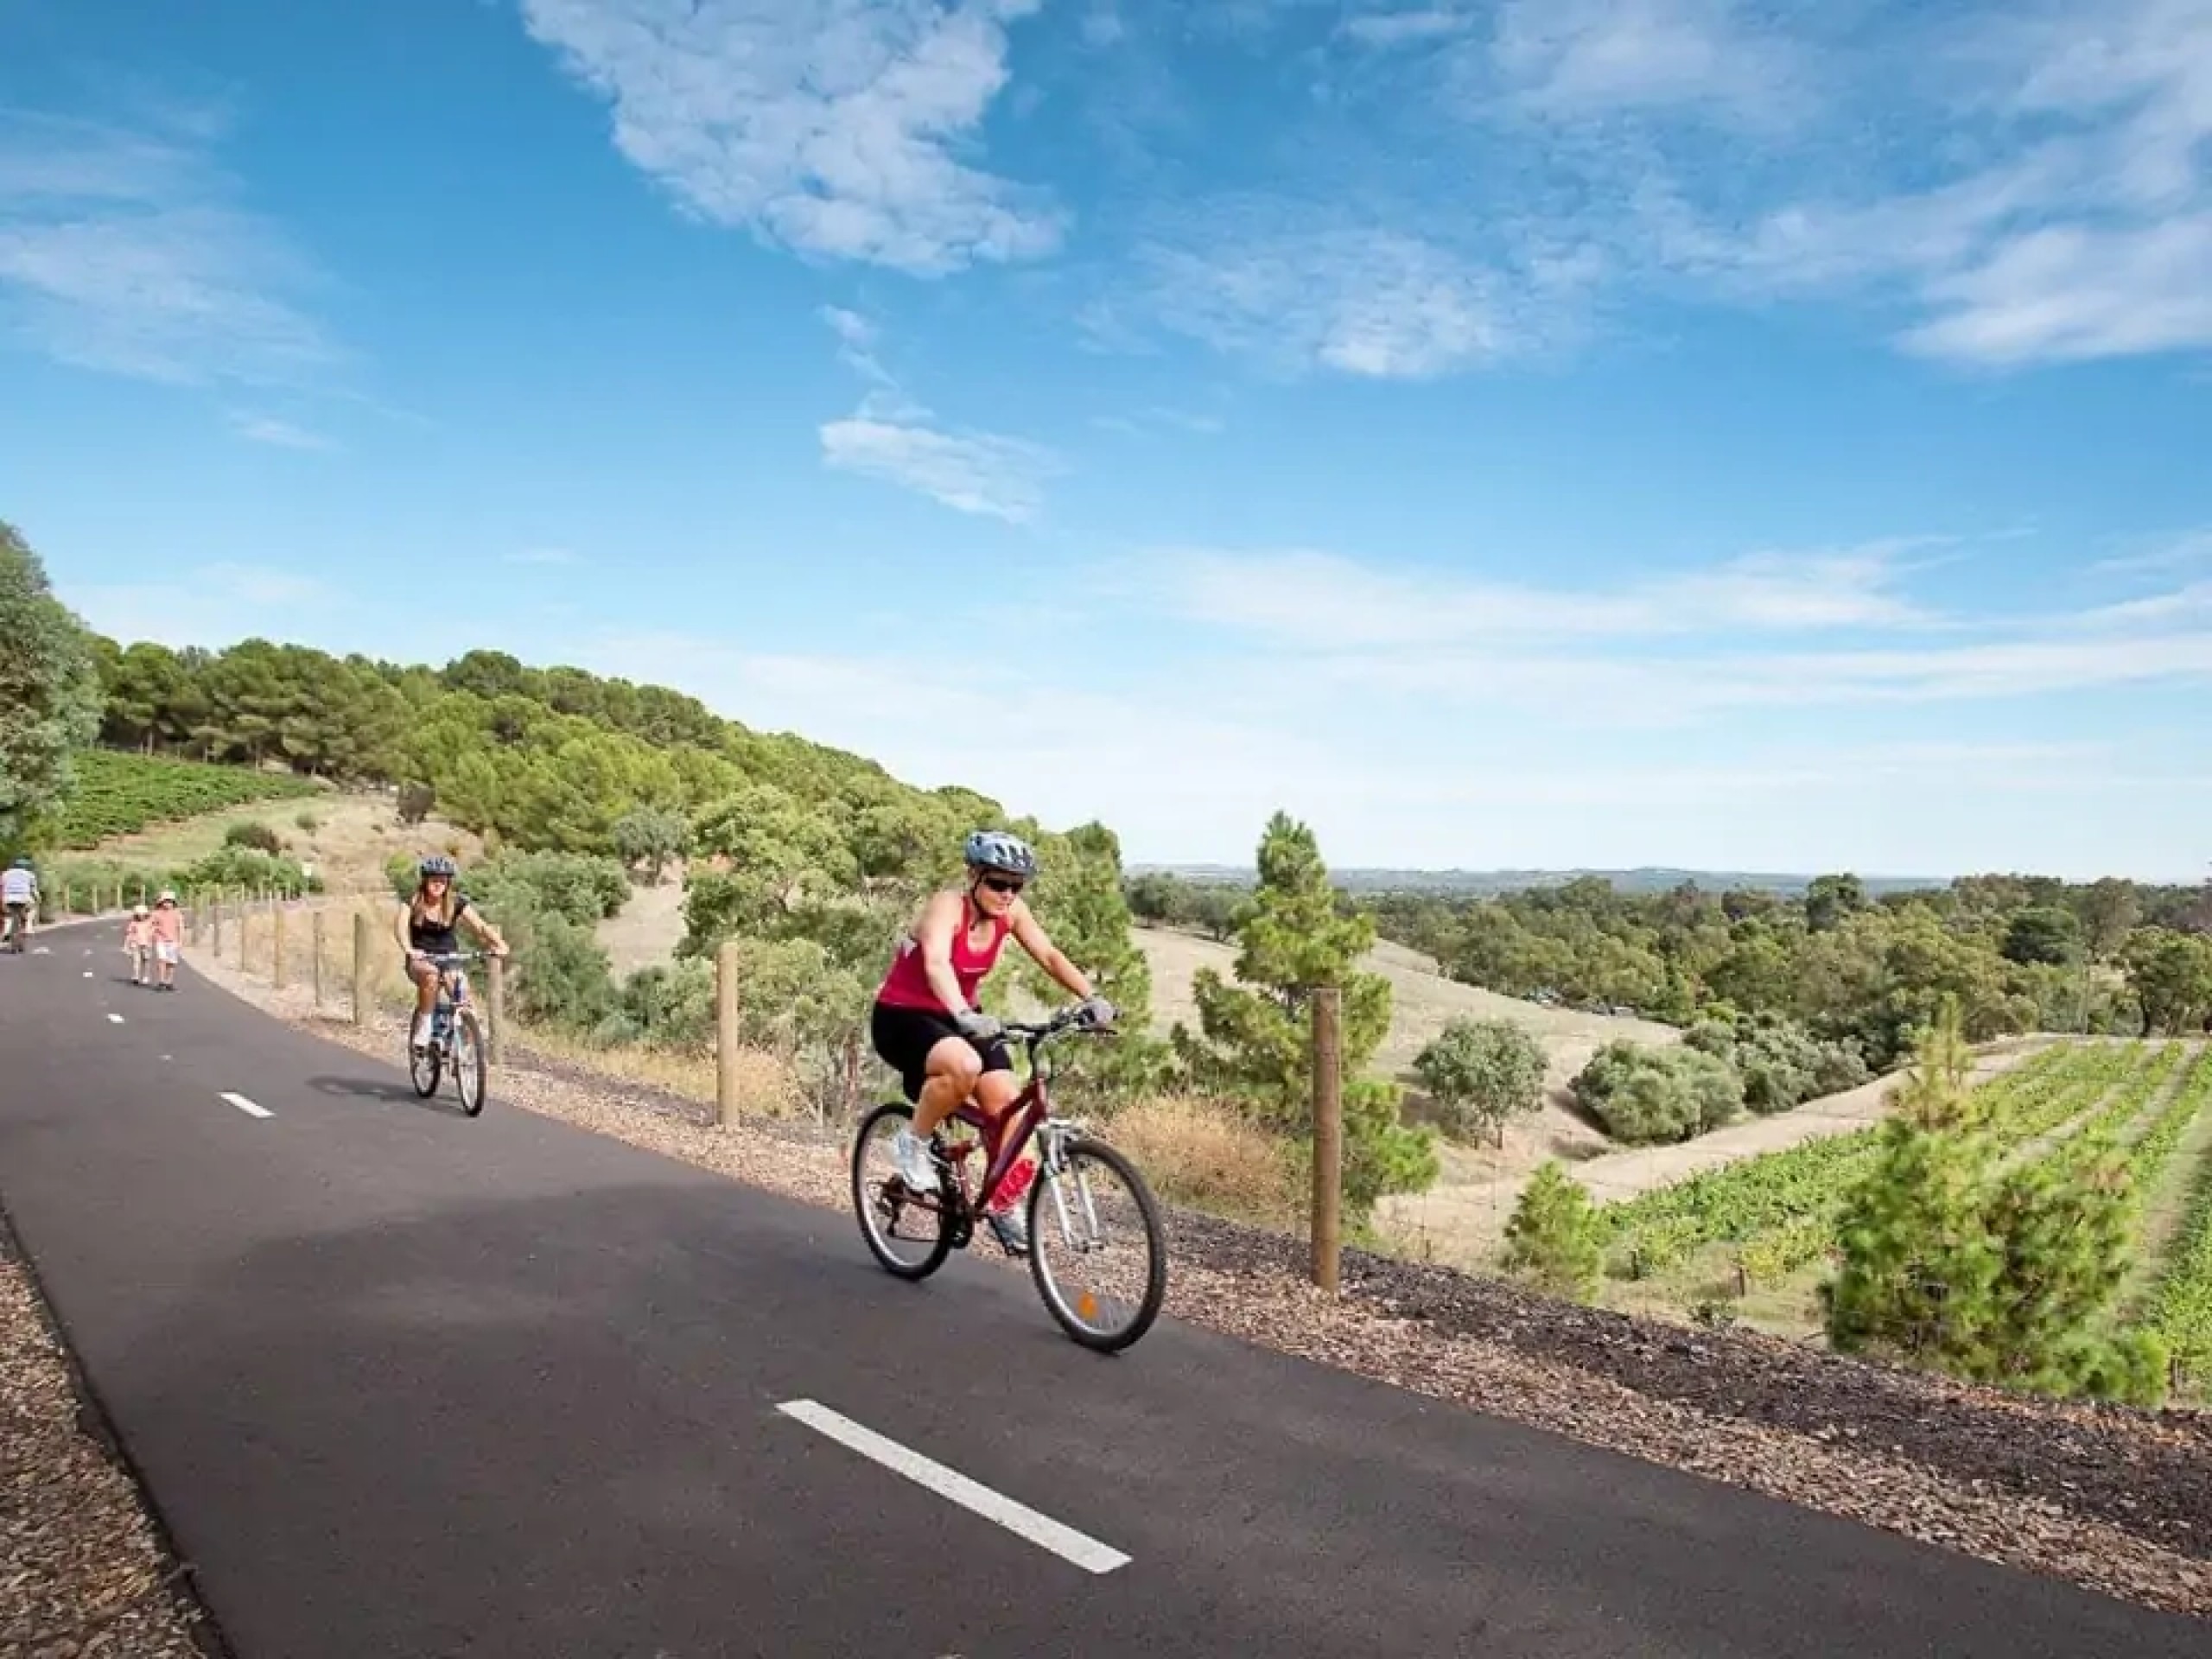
[1412,1018,1548,1147]
[1500,1161,1604,1301]
[0,521,103,850]
[1173,812,1436,1224]
[1821,1000,2166,1406]
[2120,928,2212,1036]
[613,805,688,884]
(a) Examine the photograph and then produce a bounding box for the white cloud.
[1341,8,1473,49]
[1488,0,1809,128]
[820,415,1055,520]
[1156,541,1937,648]
[0,111,337,387]
[1634,0,2212,365]
[1132,222,1535,378]
[518,0,1063,275]
[814,304,1057,518]
[1141,538,2212,731]
[229,413,335,451]
[2091,527,2212,576]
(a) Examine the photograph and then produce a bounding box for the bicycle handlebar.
[998,1004,1118,1046]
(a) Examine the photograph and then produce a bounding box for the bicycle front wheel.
[1027,1136,1167,1353]
[851,1101,956,1281]
[452,1009,487,1116]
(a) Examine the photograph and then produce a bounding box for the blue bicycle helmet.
[963,830,1036,878]
[418,854,458,879]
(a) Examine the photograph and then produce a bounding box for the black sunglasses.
[978,874,1026,894]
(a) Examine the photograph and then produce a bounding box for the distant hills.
[1128,864,1953,899]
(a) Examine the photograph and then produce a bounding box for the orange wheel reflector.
[1077,1291,1098,1322]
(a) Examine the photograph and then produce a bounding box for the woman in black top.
[394,855,508,1052]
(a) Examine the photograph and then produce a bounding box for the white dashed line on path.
[105,1013,124,1025]
[776,1399,1130,1574]
[82,970,93,978]
[220,1092,272,1120]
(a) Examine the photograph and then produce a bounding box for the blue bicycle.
[409,950,489,1116]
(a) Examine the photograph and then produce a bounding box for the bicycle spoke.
[1029,1142,1163,1348]
[855,1111,948,1269]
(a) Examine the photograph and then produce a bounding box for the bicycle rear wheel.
[408,1032,442,1097]
[452,1009,487,1116]
[851,1101,956,1281]
[1027,1135,1167,1353]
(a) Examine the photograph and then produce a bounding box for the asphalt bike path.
[0,924,2203,1657]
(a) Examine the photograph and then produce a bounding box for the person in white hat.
[148,891,182,991]
[124,903,152,985]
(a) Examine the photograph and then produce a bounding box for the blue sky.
[3,0,2209,882]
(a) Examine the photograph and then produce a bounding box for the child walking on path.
[123,905,152,985]
[147,891,182,991]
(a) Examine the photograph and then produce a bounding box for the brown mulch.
[0,1221,210,1658]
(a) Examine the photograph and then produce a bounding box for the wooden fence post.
[351,909,370,1027]
[312,909,325,1009]
[487,956,507,1065]
[1311,985,1343,1294]
[210,898,223,956]
[716,939,741,1126]
[270,897,286,990]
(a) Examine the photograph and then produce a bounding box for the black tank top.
[408,894,469,955]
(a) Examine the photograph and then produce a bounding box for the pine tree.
[1501,1162,1604,1302]
[1821,997,2168,1405]
[1173,811,1436,1224]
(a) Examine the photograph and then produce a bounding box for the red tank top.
[876,906,1011,1012]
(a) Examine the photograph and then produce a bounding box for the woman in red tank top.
[868,830,1114,1240]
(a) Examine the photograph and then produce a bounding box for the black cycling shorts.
[869,1000,1013,1103]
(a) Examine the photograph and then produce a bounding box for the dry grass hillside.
[92,790,485,894]
[1137,924,1679,1091]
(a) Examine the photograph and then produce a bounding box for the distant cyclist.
[3,856,37,947]
[869,830,1114,1249]
[394,855,508,1052]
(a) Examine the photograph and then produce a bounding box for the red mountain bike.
[850,1002,1168,1352]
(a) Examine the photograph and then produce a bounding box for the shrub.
[178,845,320,897]
[1572,1040,1743,1144]
[224,820,283,855]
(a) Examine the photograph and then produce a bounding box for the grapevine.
[2134,1046,2212,1380]
[46,750,319,849]
[1596,1041,2146,1280]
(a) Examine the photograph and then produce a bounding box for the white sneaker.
[891,1126,938,1193]
[410,1015,430,1052]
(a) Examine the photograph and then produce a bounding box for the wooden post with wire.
[716,939,741,1126]
[1310,985,1343,1294]
[311,907,326,1008]
[487,956,507,1065]
[352,910,371,1027]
